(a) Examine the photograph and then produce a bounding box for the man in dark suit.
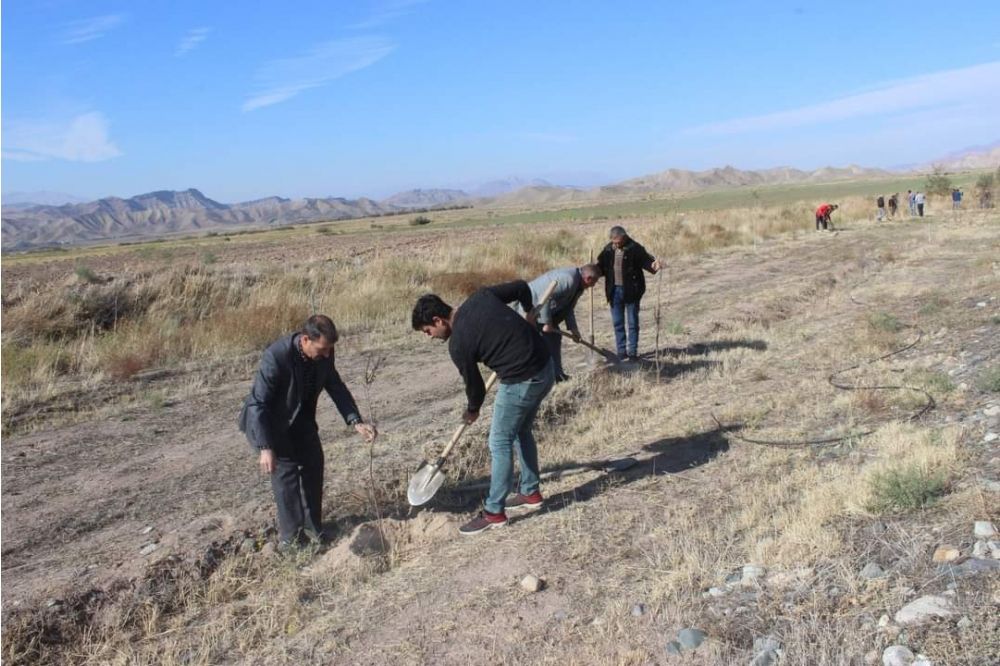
[239,314,376,547]
[596,226,661,361]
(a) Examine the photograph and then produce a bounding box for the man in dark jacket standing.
[239,315,377,548]
[412,282,554,535]
[596,226,661,361]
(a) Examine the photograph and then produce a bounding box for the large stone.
[676,627,707,650]
[932,545,961,563]
[973,521,997,538]
[139,542,158,556]
[750,649,778,666]
[972,540,989,558]
[741,565,766,586]
[753,636,782,653]
[894,595,955,625]
[938,557,1000,577]
[860,562,886,579]
[882,645,914,666]
[665,641,683,656]
[520,574,544,593]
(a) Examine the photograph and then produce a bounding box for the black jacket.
[597,238,657,304]
[238,334,360,451]
[449,281,550,412]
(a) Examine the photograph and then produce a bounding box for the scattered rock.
[259,542,277,558]
[631,603,646,617]
[753,636,781,653]
[973,521,997,538]
[741,564,766,586]
[860,562,886,580]
[983,405,1000,418]
[707,586,727,597]
[240,537,257,554]
[865,649,880,665]
[46,598,60,608]
[939,558,1000,577]
[139,543,158,556]
[989,540,1000,559]
[911,655,933,666]
[665,641,683,656]
[932,545,961,563]
[140,526,154,535]
[725,571,743,585]
[957,615,973,630]
[520,574,544,593]
[984,432,999,443]
[882,645,915,666]
[878,614,891,628]
[973,540,989,558]
[676,627,707,650]
[750,649,778,666]
[895,595,955,625]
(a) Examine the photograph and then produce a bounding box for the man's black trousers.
[270,435,324,543]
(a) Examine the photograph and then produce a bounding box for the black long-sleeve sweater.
[448,281,551,411]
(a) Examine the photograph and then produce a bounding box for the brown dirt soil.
[2,211,999,664]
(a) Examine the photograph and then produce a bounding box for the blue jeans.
[611,286,640,358]
[485,361,555,514]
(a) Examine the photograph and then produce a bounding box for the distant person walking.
[952,188,963,210]
[876,195,886,222]
[517,264,602,382]
[814,203,838,231]
[888,193,899,218]
[239,315,377,549]
[915,191,926,217]
[596,226,661,362]
[907,190,916,216]
[411,283,554,535]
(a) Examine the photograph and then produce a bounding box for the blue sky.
[3,0,999,202]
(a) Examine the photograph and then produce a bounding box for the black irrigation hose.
[712,283,936,448]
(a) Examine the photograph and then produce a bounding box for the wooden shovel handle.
[558,330,617,358]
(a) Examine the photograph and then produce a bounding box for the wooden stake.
[589,248,595,352]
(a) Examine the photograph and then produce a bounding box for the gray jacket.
[238,334,360,451]
[517,267,584,330]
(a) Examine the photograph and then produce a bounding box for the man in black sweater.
[239,315,377,548]
[412,281,554,535]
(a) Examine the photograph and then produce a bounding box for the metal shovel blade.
[407,463,447,506]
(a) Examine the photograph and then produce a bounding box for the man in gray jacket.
[519,264,602,381]
[239,315,376,547]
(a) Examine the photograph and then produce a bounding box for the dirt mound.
[309,512,456,574]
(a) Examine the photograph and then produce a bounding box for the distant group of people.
[240,226,661,542]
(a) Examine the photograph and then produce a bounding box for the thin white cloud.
[176,27,211,56]
[2,112,123,162]
[349,0,428,30]
[60,14,125,44]
[687,61,1000,135]
[243,37,395,111]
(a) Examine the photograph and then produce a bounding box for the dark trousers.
[815,214,829,230]
[270,434,324,543]
[917,203,924,217]
[541,330,566,380]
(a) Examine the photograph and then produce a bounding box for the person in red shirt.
[814,203,838,231]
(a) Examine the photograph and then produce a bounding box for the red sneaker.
[506,491,544,512]
[459,510,508,535]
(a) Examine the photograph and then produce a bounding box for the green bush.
[867,311,903,333]
[409,216,432,226]
[867,465,947,513]
[74,265,101,284]
[924,166,953,197]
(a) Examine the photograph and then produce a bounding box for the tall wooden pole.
[589,248,595,352]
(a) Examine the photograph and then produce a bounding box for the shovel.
[407,280,560,506]
[558,330,619,363]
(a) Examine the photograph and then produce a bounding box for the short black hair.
[303,314,339,343]
[609,225,627,239]
[411,294,453,330]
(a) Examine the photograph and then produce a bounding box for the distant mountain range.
[4,144,998,250]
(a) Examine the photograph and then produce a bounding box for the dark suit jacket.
[597,238,657,304]
[238,334,360,451]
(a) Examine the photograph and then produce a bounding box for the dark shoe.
[626,354,640,363]
[555,373,570,383]
[506,491,544,513]
[459,510,508,535]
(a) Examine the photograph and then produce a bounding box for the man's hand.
[569,328,582,342]
[462,409,480,425]
[651,259,662,272]
[259,449,276,475]
[524,311,538,327]
[542,323,557,334]
[355,422,378,442]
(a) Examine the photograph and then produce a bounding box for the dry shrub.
[430,268,519,297]
[104,352,153,380]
